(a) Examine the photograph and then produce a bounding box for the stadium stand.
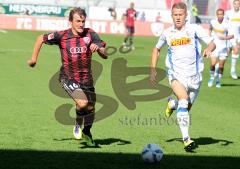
[0,0,234,21]
[0,0,166,9]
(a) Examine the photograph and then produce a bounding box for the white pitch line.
[0,48,59,53]
[0,29,7,33]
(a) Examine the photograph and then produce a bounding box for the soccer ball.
[141,143,163,163]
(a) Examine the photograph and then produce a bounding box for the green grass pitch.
[0,30,240,169]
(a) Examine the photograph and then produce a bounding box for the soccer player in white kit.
[150,2,216,152]
[208,8,234,88]
[225,0,240,79]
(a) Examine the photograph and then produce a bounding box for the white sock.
[209,70,214,78]
[218,73,223,80]
[215,63,219,70]
[231,54,238,73]
[214,63,219,76]
[177,99,190,141]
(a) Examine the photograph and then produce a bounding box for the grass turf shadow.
[0,149,239,169]
[166,137,233,146]
[53,138,131,149]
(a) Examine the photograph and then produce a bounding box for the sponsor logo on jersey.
[70,46,87,54]
[170,37,191,46]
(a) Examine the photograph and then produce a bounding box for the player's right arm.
[27,35,44,67]
[150,47,160,84]
[150,32,166,84]
[27,31,61,67]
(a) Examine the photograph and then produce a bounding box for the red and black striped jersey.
[125,8,136,27]
[43,28,106,87]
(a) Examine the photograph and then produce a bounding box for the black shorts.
[126,26,135,34]
[60,78,96,104]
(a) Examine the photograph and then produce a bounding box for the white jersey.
[210,19,232,58]
[156,24,213,77]
[225,9,240,39]
[210,19,231,48]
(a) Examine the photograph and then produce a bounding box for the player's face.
[70,13,86,35]
[172,8,187,30]
[233,0,240,11]
[130,2,134,9]
[216,10,224,22]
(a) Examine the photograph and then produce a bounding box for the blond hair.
[172,2,187,11]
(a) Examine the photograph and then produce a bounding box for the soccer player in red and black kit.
[27,7,108,147]
[122,2,137,50]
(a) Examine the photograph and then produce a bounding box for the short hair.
[233,0,240,3]
[171,2,187,11]
[216,8,224,14]
[69,7,87,21]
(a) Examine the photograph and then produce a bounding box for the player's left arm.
[195,24,216,57]
[223,26,235,40]
[203,41,216,57]
[90,43,108,59]
[97,46,108,59]
[219,34,234,40]
[90,31,108,59]
[218,26,234,40]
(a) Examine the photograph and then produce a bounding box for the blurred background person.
[140,11,146,22]
[192,3,202,24]
[155,12,162,22]
[108,6,117,20]
[225,0,240,79]
[122,2,137,50]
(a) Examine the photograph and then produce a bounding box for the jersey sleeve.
[90,30,106,48]
[195,24,213,44]
[155,31,166,49]
[43,31,62,45]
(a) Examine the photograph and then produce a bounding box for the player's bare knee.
[233,48,238,55]
[76,100,88,109]
[210,65,215,71]
[87,105,95,113]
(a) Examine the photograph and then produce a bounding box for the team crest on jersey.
[83,37,90,45]
[171,37,191,46]
[48,33,54,40]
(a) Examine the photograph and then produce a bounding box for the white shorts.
[168,73,202,105]
[211,46,228,60]
[228,26,240,46]
[230,34,240,47]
